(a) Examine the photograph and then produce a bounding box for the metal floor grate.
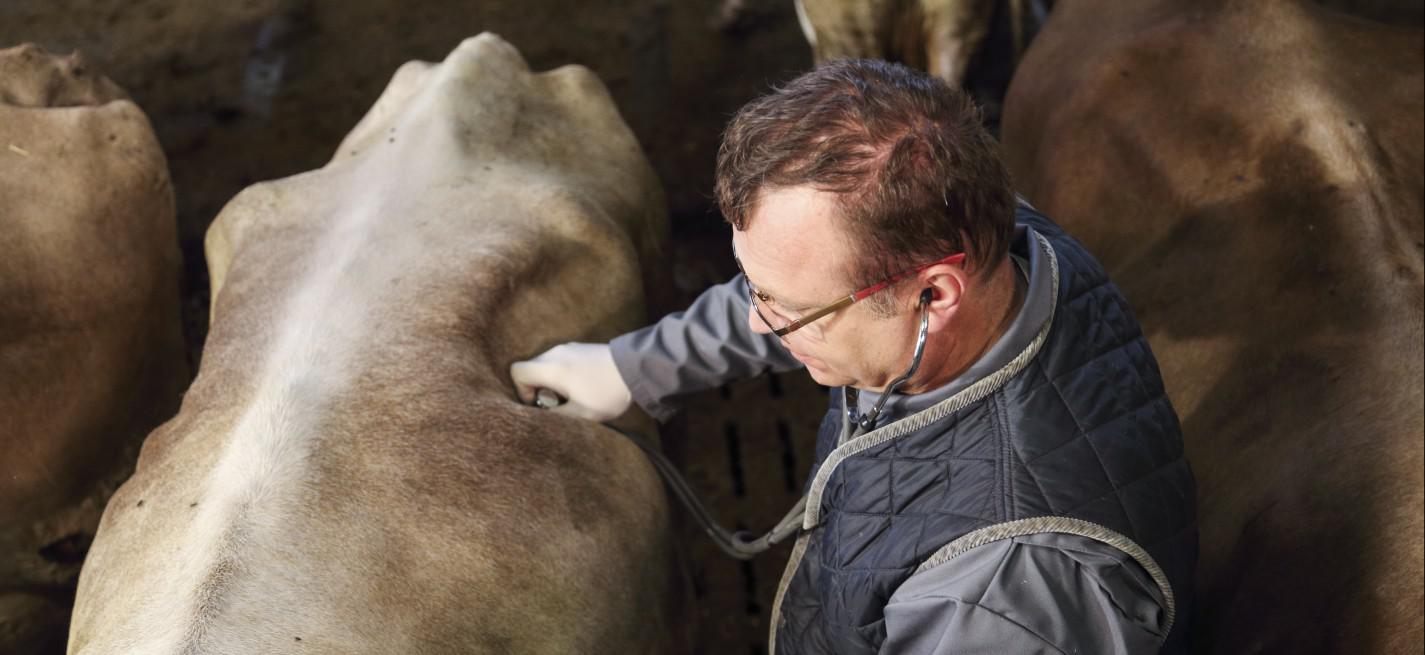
[652,232,829,653]
[667,372,826,654]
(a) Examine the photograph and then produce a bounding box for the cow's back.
[1003,1,1423,652]
[0,44,187,654]
[69,34,682,655]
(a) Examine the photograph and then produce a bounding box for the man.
[512,60,1196,654]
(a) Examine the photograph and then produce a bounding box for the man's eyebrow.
[744,272,800,309]
[759,284,817,313]
[734,245,814,309]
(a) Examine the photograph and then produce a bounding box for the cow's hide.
[1002,0,1423,652]
[794,0,1000,86]
[793,0,1419,94]
[68,34,683,655]
[0,44,187,655]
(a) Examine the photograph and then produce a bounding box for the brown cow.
[1001,0,1423,652]
[794,0,1419,93]
[0,45,188,655]
[67,34,683,654]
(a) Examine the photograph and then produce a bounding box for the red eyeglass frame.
[737,252,967,337]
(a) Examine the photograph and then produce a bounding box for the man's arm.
[881,533,1170,654]
[511,275,801,422]
[611,274,802,421]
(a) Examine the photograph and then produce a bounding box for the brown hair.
[715,59,1015,311]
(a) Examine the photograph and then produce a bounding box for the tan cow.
[0,45,188,655]
[67,34,683,654]
[1001,0,1423,652]
[793,0,1003,86]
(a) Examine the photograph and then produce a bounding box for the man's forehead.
[733,186,854,302]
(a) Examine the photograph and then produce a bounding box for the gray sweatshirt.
[610,225,1169,653]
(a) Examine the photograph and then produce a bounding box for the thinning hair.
[715,59,1015,314]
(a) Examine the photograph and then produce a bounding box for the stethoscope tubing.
[532,288,934,560]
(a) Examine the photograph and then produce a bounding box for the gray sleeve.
[609,274,803,422]
[881,532,1169,655]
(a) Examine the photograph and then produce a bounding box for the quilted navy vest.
[770,206,1197,654]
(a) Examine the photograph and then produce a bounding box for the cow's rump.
[1,44,187,655]
[68,34,682,655]
[1003,1,1423,652]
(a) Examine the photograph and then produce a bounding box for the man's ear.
[919,263,968,334]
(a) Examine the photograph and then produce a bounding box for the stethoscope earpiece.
[856,290,934,432]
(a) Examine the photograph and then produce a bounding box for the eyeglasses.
[733,251,967,338]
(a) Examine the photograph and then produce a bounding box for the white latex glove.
[510,342,633,421]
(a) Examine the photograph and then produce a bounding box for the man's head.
[716,59,1019,391]
[717,58,1015,297]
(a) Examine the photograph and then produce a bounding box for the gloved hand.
[510,342,633,421]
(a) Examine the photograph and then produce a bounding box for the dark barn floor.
[654,232,829,654]
[669,371,825,655]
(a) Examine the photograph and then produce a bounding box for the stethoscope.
[534,288,934,560]
[847,288,934,436]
